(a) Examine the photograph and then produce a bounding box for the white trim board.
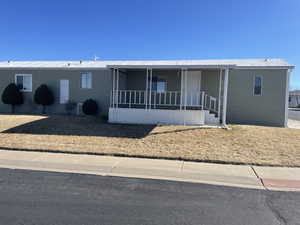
[109,108,205,125]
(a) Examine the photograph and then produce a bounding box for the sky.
[0,0,299,89]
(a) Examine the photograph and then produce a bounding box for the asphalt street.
[289,109,300,121]
[0,168,299,225]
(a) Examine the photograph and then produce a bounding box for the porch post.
[184,69,187,111]
[180,68,184,110]
[148,68,153,110]
[183,68,188,125]
[112,68,115,108]
[145,68,149,109]
[222,68,229,126]
[218,69,223,119]
[116,68,119,109]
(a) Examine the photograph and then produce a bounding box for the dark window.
[16,76,23,89]
[254,76,262,96]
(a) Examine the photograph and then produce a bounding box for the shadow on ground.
[1,115,156,138]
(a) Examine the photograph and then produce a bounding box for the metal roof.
[290,90,300,95]
[0,58,294,69]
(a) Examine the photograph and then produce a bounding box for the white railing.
[150,91,182,107]
[112,90,147,107]
[111,90,218,112]
[204,95,217,113]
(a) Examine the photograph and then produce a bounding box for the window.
[81,72,92,89]
[150,77,167,93]
[254,76,262,96]
[15,74,32,92]
[156,79,167,93]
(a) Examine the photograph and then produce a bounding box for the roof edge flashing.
[107,64,237,69]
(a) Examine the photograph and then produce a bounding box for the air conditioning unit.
[77,102,84,116]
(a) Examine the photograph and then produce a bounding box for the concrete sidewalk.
[0,149,299,191]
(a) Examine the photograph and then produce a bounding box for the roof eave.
[0,67,108,70]
[235,65,295,70]
[107,64,236,69]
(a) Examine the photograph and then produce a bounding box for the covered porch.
[109,66,229,126]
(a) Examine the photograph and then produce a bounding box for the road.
[289,109,300,121]
[0,168,300,225]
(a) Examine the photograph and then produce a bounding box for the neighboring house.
[0,58,294,127]
[289,90,300,108]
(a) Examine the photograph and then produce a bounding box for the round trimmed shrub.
[82,99,98,115]
[34,84,54,114]
[1,83,24,113]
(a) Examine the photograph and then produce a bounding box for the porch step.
[204,110,220,125]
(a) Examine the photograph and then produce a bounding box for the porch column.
[218,69,223,119]
[148,69,153,110]
[180,68,188,125]
[222,68,229,126]
[180,69,183,110]
[112,68,115,108]
[116,68,119,109]
[184,69,188,111]
[180,68,188,110]
[145,68,149,109]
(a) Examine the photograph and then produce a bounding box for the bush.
[82,99,98,115]
[34,84,54,114]
[1,83,23,113]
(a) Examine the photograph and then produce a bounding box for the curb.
[0,149,299,192]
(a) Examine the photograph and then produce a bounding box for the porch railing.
[111,90,218,113]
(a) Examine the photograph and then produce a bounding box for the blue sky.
[0,0,299,89]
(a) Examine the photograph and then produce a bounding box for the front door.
[186,71,201,106]
[60,80,69,104]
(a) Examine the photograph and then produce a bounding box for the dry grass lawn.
[0,114,300,167]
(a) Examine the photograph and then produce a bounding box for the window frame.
[80,72,92,89]
[253,75,263,96]
[15,74,32,92]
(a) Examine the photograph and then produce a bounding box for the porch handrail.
[111,90,218,115]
